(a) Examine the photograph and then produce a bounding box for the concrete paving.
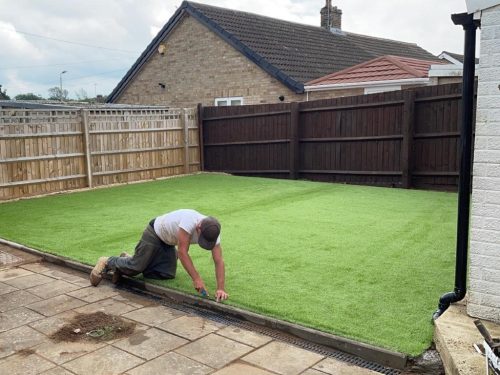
[0,245,379,375]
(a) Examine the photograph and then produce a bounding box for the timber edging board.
[0,237,408,370]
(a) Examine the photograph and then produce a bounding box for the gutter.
[304,78,430,92]
[432,12,479,321]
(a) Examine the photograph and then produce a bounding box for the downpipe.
[432,13,479,321]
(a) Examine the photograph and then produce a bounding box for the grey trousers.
[106,223,177,279]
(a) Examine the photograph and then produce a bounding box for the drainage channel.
[119,284,401,375]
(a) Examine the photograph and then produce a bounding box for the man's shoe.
[89,257,109,287]
[120,252,131,257]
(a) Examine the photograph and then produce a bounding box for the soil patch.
[16,348,36,356]
[50,312,136,342]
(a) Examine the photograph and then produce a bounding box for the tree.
[48,86,68,101]
[15,93,44,100]
[75,88,88,101]
[0,85,10,100]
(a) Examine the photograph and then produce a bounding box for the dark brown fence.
[200,83,471,191]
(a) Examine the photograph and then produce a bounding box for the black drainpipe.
[432,12,480,321]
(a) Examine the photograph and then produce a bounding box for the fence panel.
[201,83,469,191]
[0,107,200,200]
[0,109,87,199]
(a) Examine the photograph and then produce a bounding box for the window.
[215,97,243,106]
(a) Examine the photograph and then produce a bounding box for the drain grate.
[0,250,22,266]
[120,285,401,375]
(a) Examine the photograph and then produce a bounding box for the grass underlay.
[0,174,457,356]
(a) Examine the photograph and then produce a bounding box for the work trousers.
[106,222,177,279]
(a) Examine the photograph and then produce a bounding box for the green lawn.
[0,174,457,356]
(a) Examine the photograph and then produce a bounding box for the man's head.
[198,216,221,250]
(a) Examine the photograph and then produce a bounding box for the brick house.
[107,1,437,107]
[468,0,500,324]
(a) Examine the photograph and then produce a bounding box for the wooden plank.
[81,109,93,188]
[204,139,290,147]
[401,91,415,188]
[300,169,402,176]
[289,102,299,179]
[299,99,405,113]
[197,103,205,171]
[0,174,86,188]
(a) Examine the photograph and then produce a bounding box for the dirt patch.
[16,348,36,356]
[50,312,136,343]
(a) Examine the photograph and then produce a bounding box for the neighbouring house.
[427,50,480,84]
[467,0,500,324]
[304,55,445,100]
[107,0,438,107]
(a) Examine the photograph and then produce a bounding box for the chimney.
[320,0,342,30]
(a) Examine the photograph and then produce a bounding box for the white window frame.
[214,97,244,106]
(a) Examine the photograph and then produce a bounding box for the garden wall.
[201,83,471,191]
[0,107,200,200]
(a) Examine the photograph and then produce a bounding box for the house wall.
[306,88,364,101]
[115,14,302,107]
[468,4,500,323]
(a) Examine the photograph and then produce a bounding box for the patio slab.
[157,314,225,340]
[68,285,118,303]
[74,298,137,316]
[211,362,276,375]
[28,311,78,336]
[0,325,46,358]
[313,357,378,374]
[113,327,188,360]
[0,307,45,332]
[27,294,87,316]
[0,281,18,295]
[243,340,324,375]
[1,290,42,312]
[0,267,34,281]
[0,353,55,375]
[127,352,212,375]
[216,325,273,347]
[3,273,55,289]
[27,279,83,299]
[62,345,144,375]
[34,339,107,364]
[121,305,184,326]
[176,333,253,369]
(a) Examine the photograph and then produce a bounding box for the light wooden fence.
[0,107,200,200]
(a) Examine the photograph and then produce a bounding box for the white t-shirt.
[153,209,221,247]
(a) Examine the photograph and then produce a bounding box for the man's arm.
[177,228,206,293]
[212,244,229,302]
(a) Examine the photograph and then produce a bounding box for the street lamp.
[59,70,67,101]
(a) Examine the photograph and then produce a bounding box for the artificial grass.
[0,174,457,356]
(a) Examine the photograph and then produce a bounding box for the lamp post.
[59,70,67,101]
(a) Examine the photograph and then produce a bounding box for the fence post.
[289,102,300,180]
[81,109,93,188]
[401,91,415,188]
[197,103,204,171]
[181,108,190,174]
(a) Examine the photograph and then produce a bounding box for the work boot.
[89,257,109,287]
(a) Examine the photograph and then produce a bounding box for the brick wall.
[115,14,303,107]
[468,4,500,323]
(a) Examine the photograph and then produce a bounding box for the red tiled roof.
[306,55,444,86]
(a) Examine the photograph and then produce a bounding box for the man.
[89,209,229,302]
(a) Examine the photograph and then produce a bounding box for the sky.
[0,0,472,100]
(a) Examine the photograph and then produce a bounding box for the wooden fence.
[201,83,470,190]
[0,107,200,200]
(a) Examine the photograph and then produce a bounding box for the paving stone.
[243,341,324,375]
[29,311,78,336]
[157,315,225,340]
[313,357,379,374]
[74,298,137,316]
[121,305,184,326]
[68,285,118,303]
[0,353,55,375]
[21,262,54,273]
[62,345,144,375]
[216,326,272,347]
[35,338,106,364]
[301,369,329,375]
[27,294,87,316]
[127,352,212,375]
[0,325,47,358]
[40,366,76,375]
[0,307,45,332]
[112,290,156,308]
[0,281,19,295]
[0,290,42,312]
[39,267,88,284]
[176,333,253,369]
[211,362,276,374]
[27,279,83,299]
[113,327,188,360]
[3,273,55,289]
[0,267,34,281]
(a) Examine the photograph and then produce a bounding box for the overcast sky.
[0,0,471,99]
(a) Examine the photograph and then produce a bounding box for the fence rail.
[201,83,470,190]
[0,107,200,200]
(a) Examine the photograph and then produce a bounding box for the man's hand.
[193,278,208,296]
[215,289,229,302]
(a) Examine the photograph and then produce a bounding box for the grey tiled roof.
[108,1,437,101]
